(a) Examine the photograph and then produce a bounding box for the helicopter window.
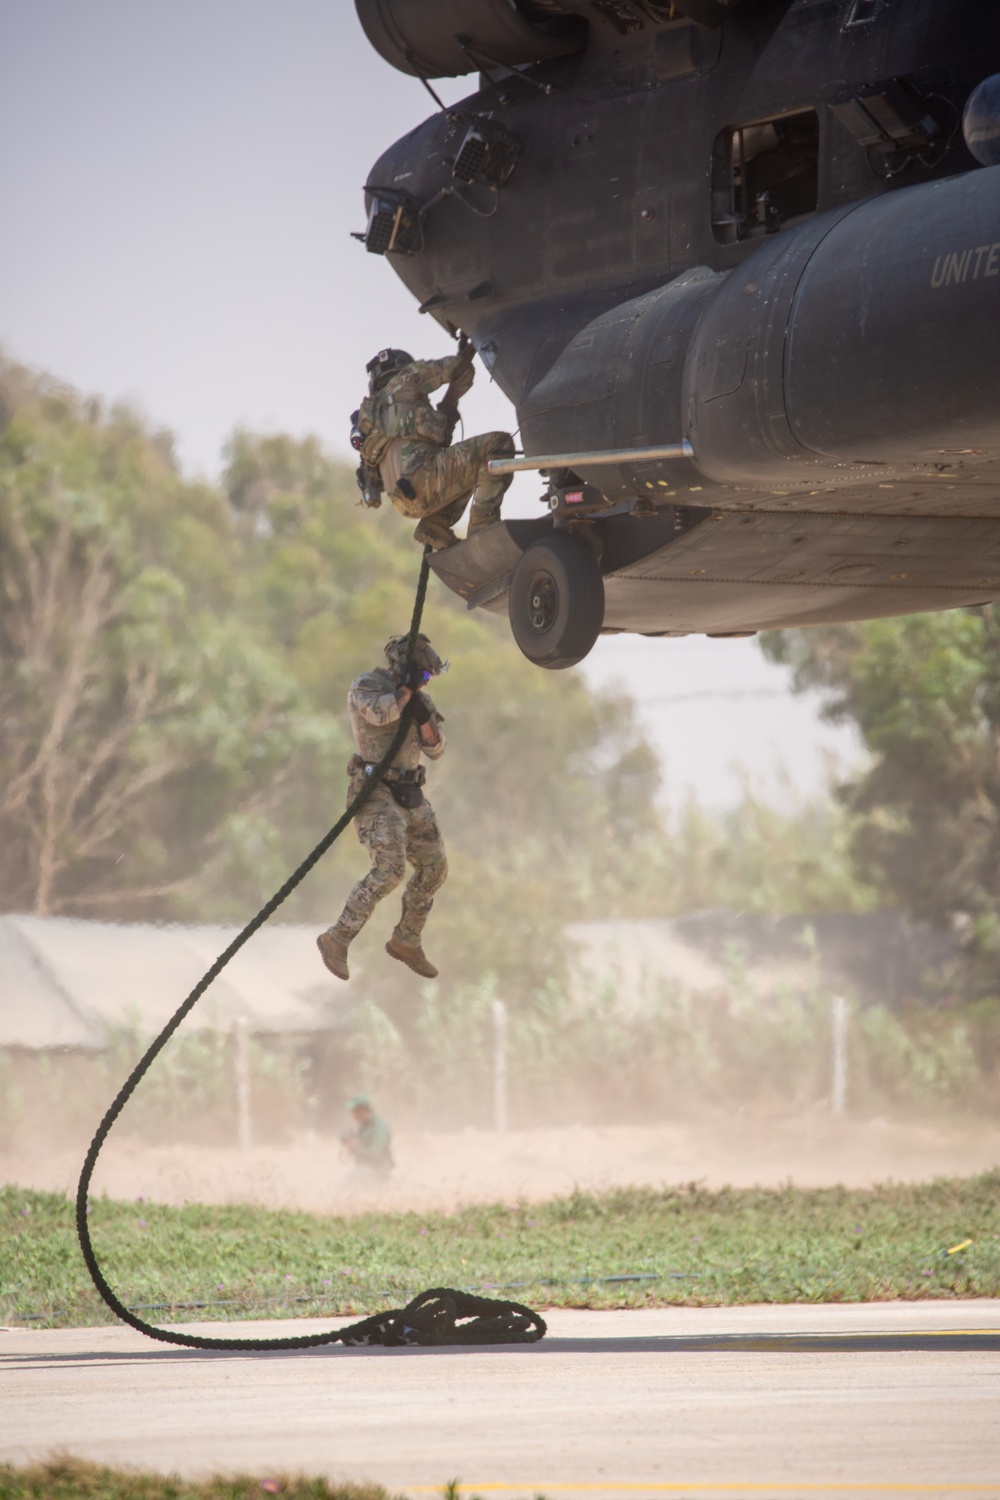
[711,109,819,244]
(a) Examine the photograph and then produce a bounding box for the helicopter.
[355,0,1000,668]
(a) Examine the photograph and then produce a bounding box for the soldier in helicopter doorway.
[351,341,515,550]
[317,633,449,982]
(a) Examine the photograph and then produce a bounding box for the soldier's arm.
[440,348,475,403]
[387,356,468,403]
[349,675,408,727]
[418,694,446,759]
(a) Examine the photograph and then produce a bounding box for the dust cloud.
[5,1111,999,1216]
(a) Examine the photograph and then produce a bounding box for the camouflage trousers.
[333,779,447,948]
[392,432,515,530]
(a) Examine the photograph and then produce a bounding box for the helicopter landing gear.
[508,532,605,669]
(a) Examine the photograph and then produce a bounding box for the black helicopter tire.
[508,532,605,669]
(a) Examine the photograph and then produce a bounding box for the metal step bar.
[487,440,694,476]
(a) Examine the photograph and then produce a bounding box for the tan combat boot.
[413,516,458,550]
[316,928,350,981]
[385,932,439,979]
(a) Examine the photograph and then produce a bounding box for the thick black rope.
[75,549,546,1352]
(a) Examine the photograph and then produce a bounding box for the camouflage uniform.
[358,354,514,534]
[342,1097,394,1177]
[333,666,447,949]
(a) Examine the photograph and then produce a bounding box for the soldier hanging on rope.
[317,633,449,982]
[351,339,515,550]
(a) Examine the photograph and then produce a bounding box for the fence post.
[234,1018,253,1150]
[491,999,508,1132]
[831,994,848,1115]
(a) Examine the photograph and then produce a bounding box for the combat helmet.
[384,632,448,679]
[366,347,414,394]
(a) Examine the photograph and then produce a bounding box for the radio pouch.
[389,781,425,810]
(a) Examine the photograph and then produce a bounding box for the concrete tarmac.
[3,1302,1000,1499]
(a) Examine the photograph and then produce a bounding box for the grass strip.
[0,1464,526,1500]
[0,1457,401,1499]
[3,1174,1000,1330]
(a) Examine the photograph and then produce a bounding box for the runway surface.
[4,1302,1000,1499]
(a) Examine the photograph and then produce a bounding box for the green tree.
[0,365,326,915]
[762,608,1000,980]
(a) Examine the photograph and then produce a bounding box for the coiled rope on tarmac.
[75,549,546,1352]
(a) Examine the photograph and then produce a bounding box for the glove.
[356,462,382,509]
[410,692,432,726]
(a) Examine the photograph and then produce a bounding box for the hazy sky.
[0,0,860,807]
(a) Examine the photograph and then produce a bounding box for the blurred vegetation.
[350,974,1000,1128]
[0,1458,398,1500]
[3,973,998,1152]
[764,610,1000,995]
[0,357,871,1002]
[0,1023,307,1150]
[4,1176,999,1328]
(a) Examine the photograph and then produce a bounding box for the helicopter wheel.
[508,532,605,669]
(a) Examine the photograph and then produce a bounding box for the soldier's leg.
[411,490,472,550]
[331,789,408,944]
[394,799,448,948]
[464,432,515,533]
[385,442,461,541]
[406,438,512,521]
[436,492,472,528]
[393,443,472,549]
[398,433,514,547]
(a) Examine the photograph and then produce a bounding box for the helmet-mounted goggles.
[384,633,449,679]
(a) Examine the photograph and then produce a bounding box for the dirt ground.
[4,1111,1000,1214]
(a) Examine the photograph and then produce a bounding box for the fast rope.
[75,549,546,1352]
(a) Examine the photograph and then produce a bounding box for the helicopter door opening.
[711,108,819,244]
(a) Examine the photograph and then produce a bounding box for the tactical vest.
[358,386,450,468]
[348,668,441,771]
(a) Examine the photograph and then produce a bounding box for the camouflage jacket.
[347,666,446,770]
[357,354,475,469]
[346,1113,393,1174]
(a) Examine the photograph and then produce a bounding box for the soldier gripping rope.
[351,341,515,550]
[317,633,449,982]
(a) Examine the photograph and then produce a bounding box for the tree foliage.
[0,368,322,917]
[762,609,1000,980]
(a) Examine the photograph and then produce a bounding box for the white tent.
[0,914,352,1050]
